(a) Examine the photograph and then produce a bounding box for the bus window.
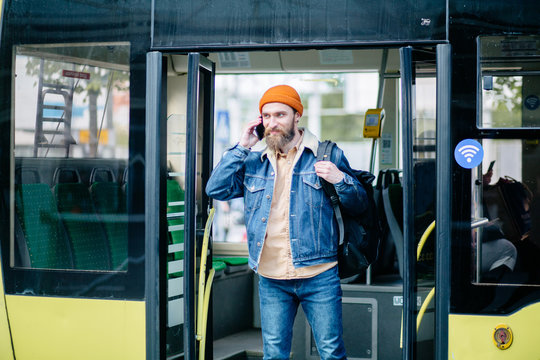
[479,35,540,129]
[472,139,540,285]
[12,43,130,272]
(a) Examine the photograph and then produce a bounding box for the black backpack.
[316,140,382,279]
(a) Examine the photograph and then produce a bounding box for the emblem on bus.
[493,324,513,350]
[454,139,484,169]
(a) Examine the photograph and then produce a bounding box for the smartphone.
[488,160,495,172]
[255,117,265,140]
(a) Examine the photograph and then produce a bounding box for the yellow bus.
[1,1,540,359]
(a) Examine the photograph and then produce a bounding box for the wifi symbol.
[458,145,479,163]
[454,139,484,169]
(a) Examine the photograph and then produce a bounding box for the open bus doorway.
[162,47,440,359]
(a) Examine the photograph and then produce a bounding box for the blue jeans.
[258,266,346,360]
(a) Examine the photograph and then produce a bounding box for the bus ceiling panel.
[152,0,447,49]
[16,43,130,72]
[278,49,400,73]
[169,49,401,75]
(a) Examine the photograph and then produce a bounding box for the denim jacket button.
[266,195,270,199]
[271,172,275,176]
[257,242,261,246]
[261,217,267,222]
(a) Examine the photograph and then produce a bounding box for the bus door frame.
[435,43,451,360]
[185,53,216,360]
[399,46,417,360]
[145,51,215,360]
[399,44,452,360]
[146,51,168,360]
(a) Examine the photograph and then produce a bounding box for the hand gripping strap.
[316,141,344,245]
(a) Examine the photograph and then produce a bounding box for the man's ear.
[294,111,301,123]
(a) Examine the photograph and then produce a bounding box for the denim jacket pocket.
[244,176,266,212]
[301,174,325,208]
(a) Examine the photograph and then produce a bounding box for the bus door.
[399,44,452,360]
[449,34,540,359]
[145,52,215,360]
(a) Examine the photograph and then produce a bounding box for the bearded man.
[206,85,367,360]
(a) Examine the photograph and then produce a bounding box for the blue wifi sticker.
[454,139,484,169]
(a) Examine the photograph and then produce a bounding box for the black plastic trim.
[435,43,451,360]
[400,46,416,360]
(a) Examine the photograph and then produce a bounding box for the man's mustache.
[265,127,286,137]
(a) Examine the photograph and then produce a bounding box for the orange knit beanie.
[259,85,303,116]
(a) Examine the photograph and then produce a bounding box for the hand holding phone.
[255,116,265,140]
[488,160,495,173]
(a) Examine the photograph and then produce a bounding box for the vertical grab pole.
[366,49,389,285]
[435,43,452,360]
[400,46,416,360]
[369,48,389,175]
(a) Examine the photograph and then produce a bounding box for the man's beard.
[265,122,296,153]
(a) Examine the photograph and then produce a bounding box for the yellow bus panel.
[449,302,540,359]
[6,295,145,360]
[0,258,15,360]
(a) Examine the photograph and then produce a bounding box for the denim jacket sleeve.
[205,144,249,201]
[331,147,368,216]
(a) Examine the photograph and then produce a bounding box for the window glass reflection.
[479,35,540,128]
[12,43,130,271]
[472,139,540,285]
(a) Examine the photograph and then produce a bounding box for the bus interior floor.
[213,328,263,360]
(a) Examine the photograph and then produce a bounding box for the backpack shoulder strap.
[316,140,344,245]
[316,140,334,161]
[316,141,338,201]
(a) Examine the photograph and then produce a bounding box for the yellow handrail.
[196,208,215,341]
[199,268,216,360]
[416,287,435,332]
[400,220,436,348]
[417,221,435,261]
[416,220,436,333]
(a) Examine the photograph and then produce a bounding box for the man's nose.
[267,116,279,128]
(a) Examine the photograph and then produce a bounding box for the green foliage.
[489,76,522,127]
[321,114,364,141]
[321,92,343,109]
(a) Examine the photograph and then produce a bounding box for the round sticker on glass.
[525,95,540,110]
[454,139,484,169]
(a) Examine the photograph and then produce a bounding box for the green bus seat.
[214,257,249,274]
[90,181,128,271]
[167,179,185,278]
[15,183,73,269]
[54,182,111,270]
[167,179,185,245]
[212,260,227,278]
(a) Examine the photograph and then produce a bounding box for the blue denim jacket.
[206,129,368,272]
